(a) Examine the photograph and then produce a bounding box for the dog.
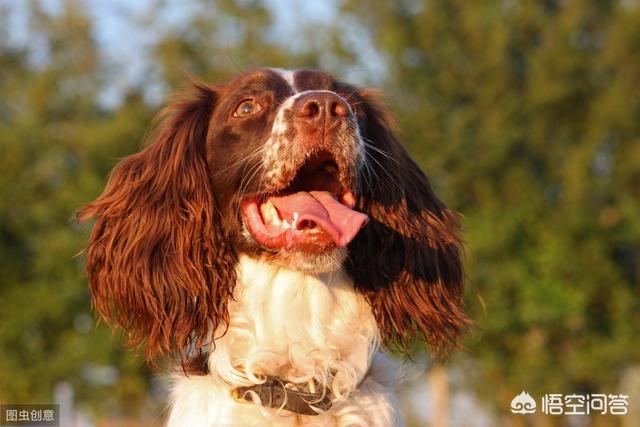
[80,68,469,426]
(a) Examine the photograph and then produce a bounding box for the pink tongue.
[269,191,368,247]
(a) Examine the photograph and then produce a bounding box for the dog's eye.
[233,99,262,117]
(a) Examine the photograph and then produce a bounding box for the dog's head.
[206,69,367,272]
[79,68,469,367]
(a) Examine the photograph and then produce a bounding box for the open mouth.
[241,150,368,253]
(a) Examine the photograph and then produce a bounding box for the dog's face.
[80,68,469,367]
[205,69,367,272]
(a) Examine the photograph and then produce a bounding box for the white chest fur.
[167,255,404,426]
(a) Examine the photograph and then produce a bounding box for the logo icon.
[511,391,537,414]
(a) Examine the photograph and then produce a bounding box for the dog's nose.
[294,91,350,128]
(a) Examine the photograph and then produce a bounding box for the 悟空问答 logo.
[511,391,537,414]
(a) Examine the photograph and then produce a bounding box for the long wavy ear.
[78,83,236,369]
[347,90,470,356]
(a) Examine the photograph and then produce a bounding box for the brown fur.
[78,83,237,369]
[346,90,471,356]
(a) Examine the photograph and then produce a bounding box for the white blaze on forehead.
[270,67,298,93]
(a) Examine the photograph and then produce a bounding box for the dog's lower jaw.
[240,223,349,274]
[262,247,348,274]
[167,255,406,426]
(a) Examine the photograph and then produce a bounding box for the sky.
[1,0,380,107]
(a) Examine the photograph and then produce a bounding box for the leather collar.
[231,376,332,416]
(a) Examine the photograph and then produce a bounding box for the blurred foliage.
[0,0,639,425]
[340,0,640,413]
[0,0,155,416]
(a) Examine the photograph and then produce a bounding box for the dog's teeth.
[292,212,299,228]
[282,219,291,230]
[271,209,282,226]
[260,201,281,226]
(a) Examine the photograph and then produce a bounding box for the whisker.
[234,160,265,219]
[358,155,374,195]
[213,145,267,176]
[363,149,403,193]
[347,101,365,108]
[360,138,400,165]
[238,161,263,200]
[341,89,360,103]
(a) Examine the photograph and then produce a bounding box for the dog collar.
[231,376,332,416]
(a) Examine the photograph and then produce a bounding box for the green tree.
[341,0,640,423]
[0,0,154,416]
